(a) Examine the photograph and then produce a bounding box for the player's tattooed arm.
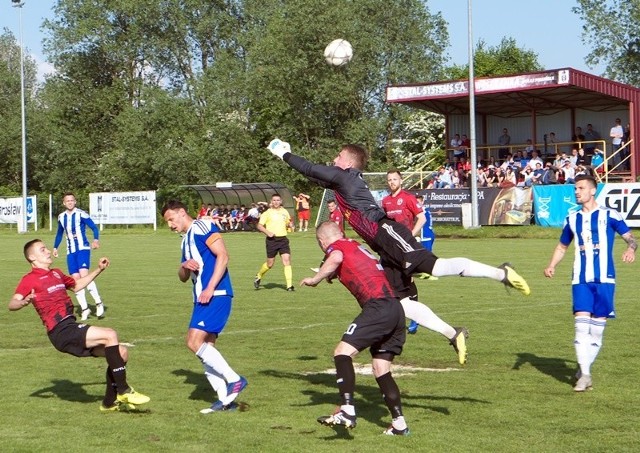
[622,231,638,251]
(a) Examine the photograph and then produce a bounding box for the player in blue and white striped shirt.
[53,193,104,321]
[545,175,636,392]
[162,200,247,413]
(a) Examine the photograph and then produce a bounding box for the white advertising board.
[0,196,38,230]
[90,191,156,229]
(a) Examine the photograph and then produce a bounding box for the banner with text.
[595,183,640,227]
[90,191,157,228]
[0,196,37,225]
[533,183,640,228]
[416,188,533,225]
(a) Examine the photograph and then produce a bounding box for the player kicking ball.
[9,239,150,412]
[301,222,409,436]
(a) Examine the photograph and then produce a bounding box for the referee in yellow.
[254,193,295,291]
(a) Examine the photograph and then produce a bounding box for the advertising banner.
[416,188,533,226]
[89,191,156,228]
[0,196,37,226]
[532,185,578,227]
[533,183,640,228]
[595,183,640,228]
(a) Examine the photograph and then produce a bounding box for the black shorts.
[384,266,418,300]
[341,298,406,357]
[47,317,93,357]
[266,236,291,258]
[374,218,438,275]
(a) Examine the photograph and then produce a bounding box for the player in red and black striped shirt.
[9,239,150,412]
[301,221,408,436]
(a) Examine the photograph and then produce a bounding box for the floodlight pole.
[467,0,479,228]
[12,0,28,233]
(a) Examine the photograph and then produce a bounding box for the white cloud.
[32,52,55,82]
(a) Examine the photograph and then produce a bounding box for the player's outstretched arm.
[73,257,109,291]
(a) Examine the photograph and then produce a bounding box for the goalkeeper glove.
[267,138,291,160]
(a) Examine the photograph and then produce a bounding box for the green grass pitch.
[1,228,639,452]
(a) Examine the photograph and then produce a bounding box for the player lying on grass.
[8,239,150,412]
[301,221,409,435]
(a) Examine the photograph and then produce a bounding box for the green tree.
[35,0,450,194]
[390,111,446,170]
[0,29,38,193]
[445,37,543,80]
[573,0,640,85]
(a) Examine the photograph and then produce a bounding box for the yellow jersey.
[259,207,291,237]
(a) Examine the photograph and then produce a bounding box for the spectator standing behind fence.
[498,128,511,158]
[294,193,311,232]
[583,124,600,155]
[460,134,471,150]
[572,126,585,144]
[450,133,463,160]
[609,118,624,168]
[547,132,559,152]
[523,139,535,157]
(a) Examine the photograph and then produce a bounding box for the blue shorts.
[67,250,91,275]
[572,283,616,318]
[420,238,434,252]
[189,295,233,334]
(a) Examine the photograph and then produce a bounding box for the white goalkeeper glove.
[267,138,291,160]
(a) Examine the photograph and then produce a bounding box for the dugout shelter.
[386,68,640,181]
[184,182,294,213]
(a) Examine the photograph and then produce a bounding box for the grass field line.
[304,363,463,377]
[0,301,567,354]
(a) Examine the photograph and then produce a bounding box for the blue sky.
[429,0,604,74]
[0,0,603,81]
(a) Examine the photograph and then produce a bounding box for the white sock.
[87,281,102,305]
[588,318,606,371]
[204,365,229,402]
[392,416,407,430]
[431,257,503,280]
[75,289,89,311]
[340,404,355,416]
[196,343,240,383]
[399,298,456,339]
[574,316,592,376]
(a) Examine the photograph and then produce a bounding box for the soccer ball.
[324,39,353,67]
